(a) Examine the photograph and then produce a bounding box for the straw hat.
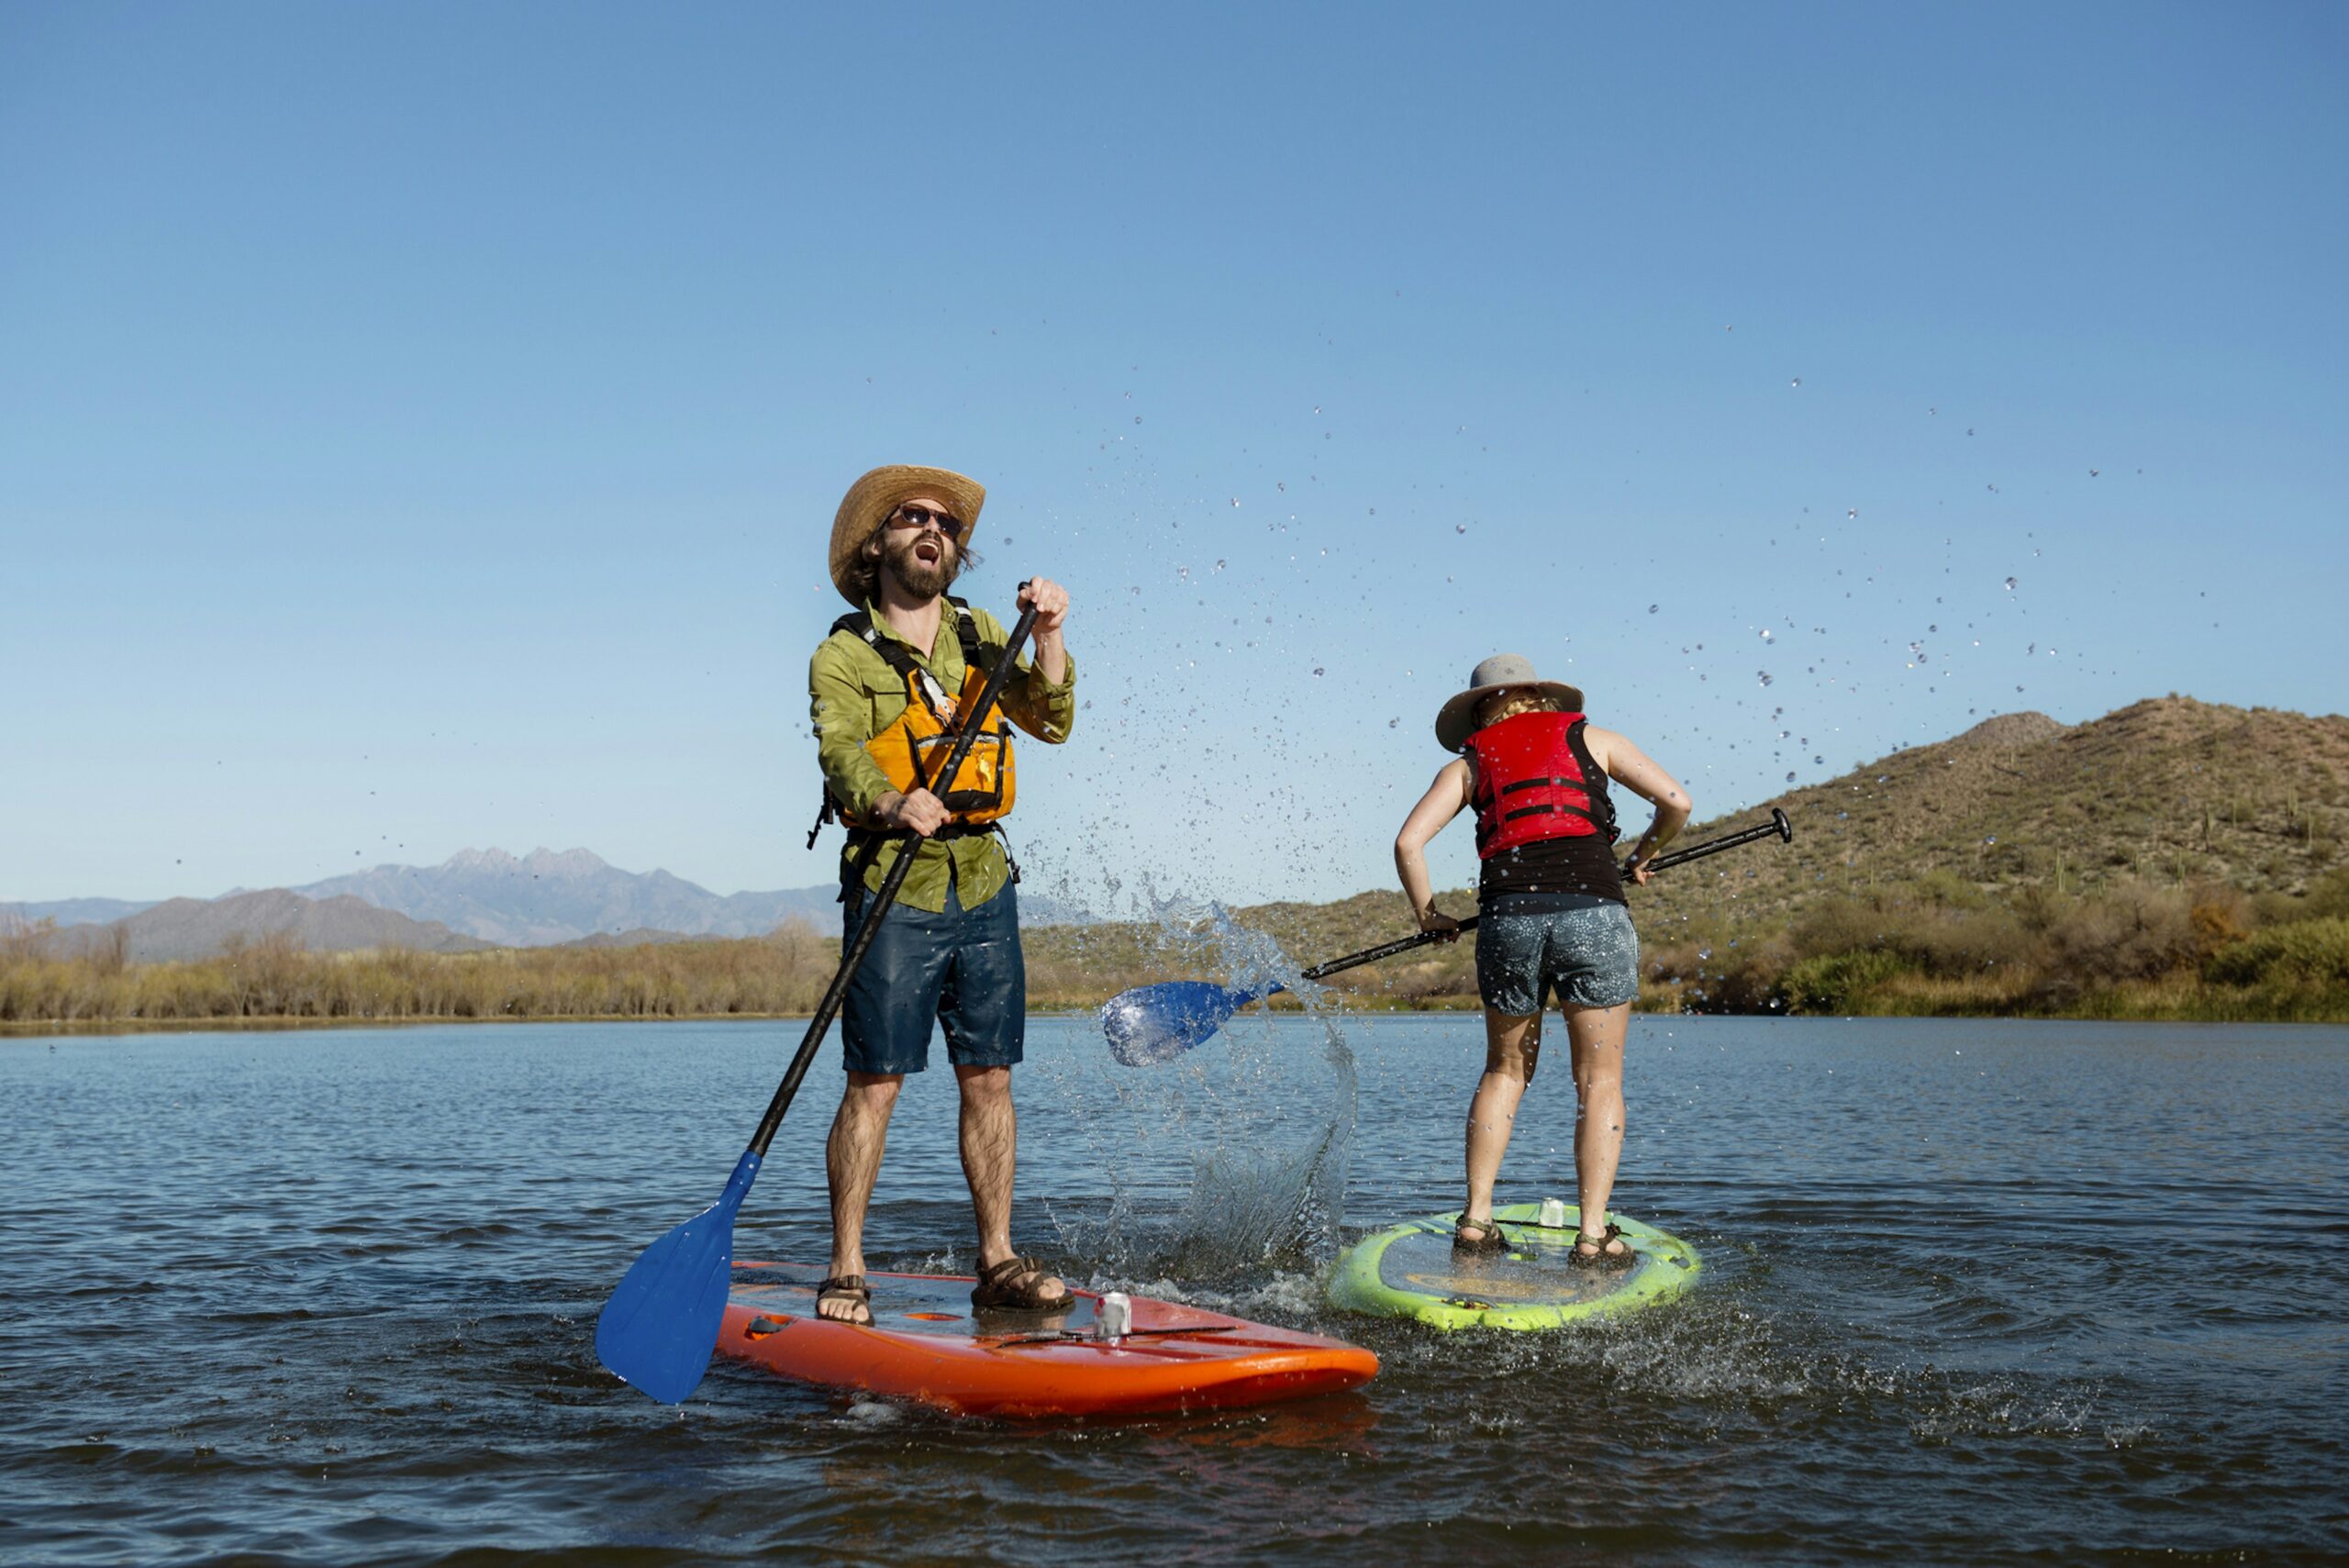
[828,464,987,606]
[1433,653,1586,752]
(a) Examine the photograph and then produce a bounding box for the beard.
[878,529,963,600]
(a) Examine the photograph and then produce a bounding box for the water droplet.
[2004,576,2018,591]
[1454,523,1467,534]
[1789,377,1802,388]
[1757,671,1774,687]
[1313,667,1325,676]
[1648,604,1659,614]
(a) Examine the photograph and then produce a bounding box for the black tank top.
[1478,834,1626,906]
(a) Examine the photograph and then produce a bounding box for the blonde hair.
[1476,689,1564,728]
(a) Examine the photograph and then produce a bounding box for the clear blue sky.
[5,2,2343,910]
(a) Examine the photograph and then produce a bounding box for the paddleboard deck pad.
[1329,1203,1700,1330]
[719,1262,1378,1418]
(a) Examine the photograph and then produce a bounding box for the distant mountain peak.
[443,847,520,870]
[521,847,610,876]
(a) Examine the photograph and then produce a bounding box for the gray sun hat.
[1433,653,1586,753]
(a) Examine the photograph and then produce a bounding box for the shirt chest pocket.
[857,668,912,733]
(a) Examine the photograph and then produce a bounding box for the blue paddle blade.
[595,1149,762,1404]
[1100,980,1276,1066]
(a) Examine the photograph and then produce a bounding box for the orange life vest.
[829,597,1017,832]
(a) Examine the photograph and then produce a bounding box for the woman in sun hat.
[1392,653,1691,1268]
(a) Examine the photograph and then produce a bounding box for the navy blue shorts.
[839,878,1025,1075]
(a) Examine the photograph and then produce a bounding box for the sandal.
[971,1255,1073,1313]
[1569,1221,1636,1272]
[1453,1214,1511,1255]
[815,1274,874,1326]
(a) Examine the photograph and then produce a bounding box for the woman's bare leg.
[1463,1009,1542,1230]
[1563,1001,1632,1253]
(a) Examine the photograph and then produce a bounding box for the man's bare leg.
[955,1063,1065,1304]
[821,1071,902,1322]
[1462,1009,1542,1232]
[1564,1001,1632,1255]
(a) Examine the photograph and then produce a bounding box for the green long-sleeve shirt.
[808,598,1076,913]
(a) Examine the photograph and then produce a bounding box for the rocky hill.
[1637,696,2348,936]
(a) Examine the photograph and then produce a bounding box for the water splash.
[1049,895,1358,1283]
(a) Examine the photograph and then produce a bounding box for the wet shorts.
[1474,898,1641,1016]
[839,877,1025,1075]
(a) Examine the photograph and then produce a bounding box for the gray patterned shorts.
[1475,902,1641,1015]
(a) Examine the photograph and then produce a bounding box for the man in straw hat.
[1394,653,1690,1269]
[807,463,1076,1325]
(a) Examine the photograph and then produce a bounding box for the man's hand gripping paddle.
[1099,808,1793,1067]
[596,593,1041,1404]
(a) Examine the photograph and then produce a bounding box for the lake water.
[4,1012,2344,1564]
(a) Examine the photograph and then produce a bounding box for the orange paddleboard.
[718,1262,1378,1418]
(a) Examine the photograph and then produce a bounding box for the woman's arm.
[1394,758,1473,931]
[1586,727,1692,885]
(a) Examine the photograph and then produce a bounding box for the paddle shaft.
[746,596,1041,1158]
[1297,809,1795,983]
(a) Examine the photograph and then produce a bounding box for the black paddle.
[596,592,1043,1404]
[1099,809,1794,1065]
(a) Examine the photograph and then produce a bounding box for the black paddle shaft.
[1630,806,1794,876]
[1298,809,1796,983]
[746,593,1042,1158]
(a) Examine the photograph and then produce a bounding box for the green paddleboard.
[1329,1203,1700,1330]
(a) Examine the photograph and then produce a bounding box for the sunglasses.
[885,505,963,537]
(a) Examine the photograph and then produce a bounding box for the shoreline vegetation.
[6,868,2346,1031]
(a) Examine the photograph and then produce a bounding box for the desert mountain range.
[3,845,1089,962]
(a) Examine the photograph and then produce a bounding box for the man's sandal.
[972,1255,1073,1313]
[1569,1221,1637,1272]
[1453,1214,1511,1255]
[815,1274,874,1326]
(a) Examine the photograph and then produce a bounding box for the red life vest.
[1466,711,1617,860]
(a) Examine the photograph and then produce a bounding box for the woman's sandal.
[971,1254,1073,1313]
[1453,1214,1511,1255]
[1569,1221,1637,1272]
[815,1274,874,1326]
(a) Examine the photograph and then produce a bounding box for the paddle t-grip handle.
[747,587,1042,1157]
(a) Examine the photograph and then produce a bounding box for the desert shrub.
[2187,885,2253,959]
[1909,906,2032,977]
[1781,949,1914,1014]
[2204,917,2349,987]
[1911,868,1988,909]
[2295,870,2349,923]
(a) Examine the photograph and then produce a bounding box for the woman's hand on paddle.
[875,788,950,838]
[1416,906,1463,941]
[1623,854,1658,886]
